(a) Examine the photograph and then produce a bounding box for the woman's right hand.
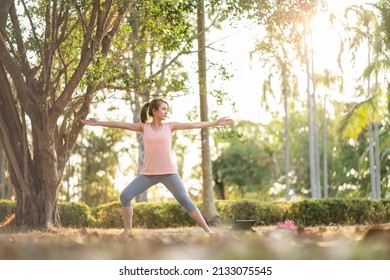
[81,118,98,126]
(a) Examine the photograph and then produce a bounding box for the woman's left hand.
[216,117,233,126]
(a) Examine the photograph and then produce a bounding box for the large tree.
[197,0,219,222]
[0,0,133,228]
[340,4,388,199]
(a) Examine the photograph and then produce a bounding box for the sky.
[165,0,379,124]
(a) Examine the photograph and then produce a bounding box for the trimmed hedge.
[95,201,195,229]
[288,198,390,226]
[0,199,16,223]
[215,200,289,225]
[0,200,95,228]
[95,198,390,228]
[58,201,96,228]
[1,198,390,228]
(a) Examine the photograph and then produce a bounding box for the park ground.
[1,223,390,260]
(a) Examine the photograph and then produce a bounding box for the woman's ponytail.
[140,102,150,123]
[140,99,169,123]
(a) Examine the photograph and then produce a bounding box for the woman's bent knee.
[120,191,132,207]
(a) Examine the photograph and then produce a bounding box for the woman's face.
[153,102,169,120]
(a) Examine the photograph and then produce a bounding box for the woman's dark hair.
[140,99,169,123]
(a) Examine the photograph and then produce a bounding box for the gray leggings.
[120,174,197,213]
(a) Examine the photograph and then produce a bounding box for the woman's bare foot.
[119,230,133,238]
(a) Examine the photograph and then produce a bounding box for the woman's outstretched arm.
[81,118,143,132]
[170,117,233,131]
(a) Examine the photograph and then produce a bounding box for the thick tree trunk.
[15,183,61,228]
[197,0,219,223]
[4,102,62,227]
[0,117,62,227]
[0,143,6,199]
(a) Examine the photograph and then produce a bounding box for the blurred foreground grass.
[1,224,390,260]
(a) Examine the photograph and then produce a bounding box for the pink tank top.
[141,123,177,175]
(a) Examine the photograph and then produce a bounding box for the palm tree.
[303,23,321,198]
[340,5,386,199]
[253,30,297,200]
[252,0,324,199]
[315,69,343,197]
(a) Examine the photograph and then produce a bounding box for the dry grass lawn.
[1,223,390,260]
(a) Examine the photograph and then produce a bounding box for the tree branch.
[0,112,30,197]
[9,3,33,77]
[0,35,36,116]
[56,90,93,174]
[50,1,133,124]
[0,0,12,37]
[20,0,43,58]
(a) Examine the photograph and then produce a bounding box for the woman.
[81,99,233,234]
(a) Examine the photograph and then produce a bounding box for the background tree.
[244,100,364,200]
[253,26,299,201]
[340,4,388,199]
[373,0,390,196]
[314,69,343,198]
[60,126,128,209]
[212,120,280,199]
[197,0,219,222]
[245,0,325,198]
[213,139,276,199]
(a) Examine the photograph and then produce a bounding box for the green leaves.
[339,94,381,141]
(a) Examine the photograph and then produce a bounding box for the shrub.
[322,198,349,224]
[0,199,16,224]
[159,202,194,227]
[289,199,330,226]
[215,200,230,219]
[214,200,290,226]
[95,201,122,228]
[223,200,258,221]
[346,199,375,224]
[95,201,196,229]
[0,200,94,228]
[379,199,390,223]
[2,198,390,229]
[133,202,166,228]
[58,202,95,228]
[255,201,287,225]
